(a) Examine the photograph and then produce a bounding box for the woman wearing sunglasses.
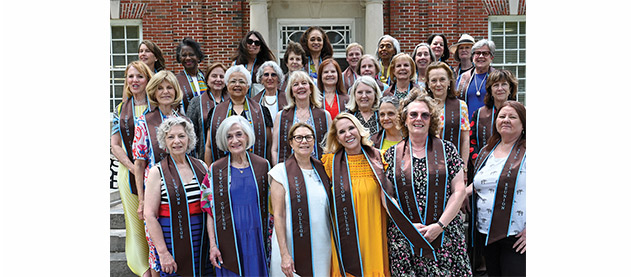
[232,30,276,96]
[384,88,471,276]
[252,61,286,122]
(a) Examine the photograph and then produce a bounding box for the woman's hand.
[209,245,223,269]
[513,228,526,254]
[159,251,178,274]
[414,223,444,243]
[281,253,296,277]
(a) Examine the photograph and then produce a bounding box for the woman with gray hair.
[371,95,403,150]
[202,115,271,276]
[252,60,286,121]
[204,64,273,165]
[376,35,400,85]
[457,39,496,120]
[411,42,437,89]
[143,117,213,276]
[345,75,382,137]
[271,70,331,165]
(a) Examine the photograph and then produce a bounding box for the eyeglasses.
[292,135,314,142]
[263,72,277,77]
[408,111,431,120]
[228,79,247,85]
[472,51,492,57]
[246,39,261,46]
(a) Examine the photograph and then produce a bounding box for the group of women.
[111,29,526,277]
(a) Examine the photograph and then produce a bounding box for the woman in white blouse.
[467,100,526,276]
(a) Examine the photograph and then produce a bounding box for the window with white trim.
[489,16,526,105]
[110,20,142,116]
[277,19,355,59]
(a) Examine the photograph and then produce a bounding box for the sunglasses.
[408,111,431,120]
[246,39,261,46]
[472,51,491,57]
[263,72,277,77]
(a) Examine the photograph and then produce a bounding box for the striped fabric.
[155,215,213,276]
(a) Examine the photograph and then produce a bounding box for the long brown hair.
[486,101,526,148]
[299,26,333,60]
[232,30,276,66]
[317,58,347,95]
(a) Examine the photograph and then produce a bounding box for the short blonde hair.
[146,70,183,108]
[157,117,196,154]
[284,71,323,109]
[345,75,382,113]
[215,115,256,153]
[322,112,373,154]
[388,53,417,82]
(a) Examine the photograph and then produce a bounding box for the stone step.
[111,229,126,253]
[111,188,121,203]
[110,252,137,277]
[111,202,125,229]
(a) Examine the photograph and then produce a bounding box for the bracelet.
[437,221,446,229]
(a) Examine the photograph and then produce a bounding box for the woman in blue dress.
[202,115,271,276]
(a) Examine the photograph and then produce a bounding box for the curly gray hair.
[157,117,197,154]
[255,60,285,87]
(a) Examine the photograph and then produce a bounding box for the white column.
[364,0,384,56]
[249,0,270,42]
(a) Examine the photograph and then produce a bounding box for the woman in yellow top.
[371,95,402,151]
[321,112,390,277]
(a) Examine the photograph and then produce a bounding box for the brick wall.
[116,0,524,71]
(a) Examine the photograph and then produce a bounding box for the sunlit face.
[458,44,472,61]
[428,68,451,100]
[138,44,157,69]
[287,52,303,72]
[346,47,362,68]
[247,34,261,56]
[126,66,148,96]
[321,63,338,87]
[379,102,398,131]
[165,125,188,155]
[290,127,315,157]
[307,30,324,53]
[472,45,493,69]
[430,36,445,59]
[291,78,312,102]
[360,59,377,76]
[156,80,176,106]
[226,124,248,155]
[394,58,412,81]
[227,72,248,99]
[207,67,226,92]
[261,66,280,91]
[354,82,376,112]
[496,106,523,139]
[336,118,361,154]
[405,101,431,138]
[491,80,511,103]
[180,45,199,71]
[414,46,432,71]
[378,39,396,61]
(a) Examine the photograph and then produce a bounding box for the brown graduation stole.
[211,153,270,275]
[475,106,495,149]
[442,97,462,152]
[473,140,526,245]
[321,91,350,115]
[277,107,328,164]
[158,155,209,277]
[393,136,448,258]
[284,154,333,277]
[252,89,288,114]
[332,146,434,276]
[370,129,385,150]
[198,91,214,152]
[119,98,142,194]
[177,71,195,112]
[209,98,268,161]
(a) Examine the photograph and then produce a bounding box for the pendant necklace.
[473,72,488,96]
